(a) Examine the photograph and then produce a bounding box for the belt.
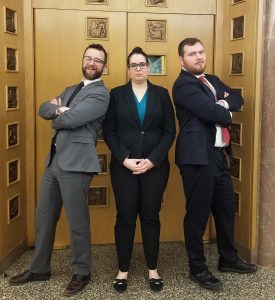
[213,146,225,151]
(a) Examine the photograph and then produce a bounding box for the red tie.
[198,75,230,145]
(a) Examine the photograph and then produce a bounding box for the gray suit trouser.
[30,153,93,275]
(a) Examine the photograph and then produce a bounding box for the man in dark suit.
[172,38,257,290]
[9,44,110,297]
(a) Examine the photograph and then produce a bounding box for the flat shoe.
[149,278,164,292]
[113,278,127,293]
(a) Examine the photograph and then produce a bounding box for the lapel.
[143,81,157,126]
[124,81,143,127]
[203,75,218,101]
[124,80,157,128]
[64,84,78,107]
[181,70,216,102]
[65,80,104,107]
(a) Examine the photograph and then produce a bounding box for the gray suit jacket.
[39,80,110,173]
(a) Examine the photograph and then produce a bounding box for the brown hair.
[83,43,108,64]
[127,47,149,66]
[178,38,204,56]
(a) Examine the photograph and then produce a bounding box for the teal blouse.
[133,91,147,124]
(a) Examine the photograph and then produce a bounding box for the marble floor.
[1,242,275,300]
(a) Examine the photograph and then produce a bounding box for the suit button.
[140,131,144,135]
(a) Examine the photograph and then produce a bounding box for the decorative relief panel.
[230,52,244,75]
[230,156,241,181]
[86,0,108,4]
[86,17,108,40]
[6,122,20,149]
[230,122,242,146]
[6,86,19,110]
[4,7,17,34]
[145,0,167,7]
[232,0,245,4]
[8,194,20,223]
[6,47,18,72]
[98,153,109,175]
[146,20,167,41]
[88,186,108,207]
[232,16,245,40]
[7,158,20,187]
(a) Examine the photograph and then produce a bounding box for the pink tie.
[198,75,230,145]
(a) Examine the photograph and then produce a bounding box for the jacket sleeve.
[147,89,176,167]
[173,79,232,126]
[39,90,66,120]
[214,76,244,112]
[102,89,130,164]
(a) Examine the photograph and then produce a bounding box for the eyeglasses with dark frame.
[128,62,148,70]
[83,56,105,65]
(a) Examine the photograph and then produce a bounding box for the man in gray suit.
[9,44,110,297]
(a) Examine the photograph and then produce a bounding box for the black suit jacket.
[172,70,244,165]
[103,80,176,167]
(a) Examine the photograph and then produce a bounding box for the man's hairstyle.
[127,47,149,66]
[83,44,108,64]
[178,38,204,57]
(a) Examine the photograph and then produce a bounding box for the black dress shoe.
[64,274,90,297]
[190,270,222,290]
[113,278,127,293]
[149,278,164,292]
[9,270,51,285]
[218,258,258,273]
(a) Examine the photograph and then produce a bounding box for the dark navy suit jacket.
[172,69,243,165]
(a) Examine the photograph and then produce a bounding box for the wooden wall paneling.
[215,0,261,261]
[0,0,27,272]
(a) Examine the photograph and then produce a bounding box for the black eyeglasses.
[128,62,148,70]
[83,56,104,65]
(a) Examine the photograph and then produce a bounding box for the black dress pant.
[110,158,169,272]
[179,149,238,274]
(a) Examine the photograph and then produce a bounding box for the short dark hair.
[178,38,204,57]
[127,47,149,66]
[83,44,108,64]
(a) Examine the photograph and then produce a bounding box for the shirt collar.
[82,78,102,86]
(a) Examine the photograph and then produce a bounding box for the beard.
[185,61,206,75]
[82,65,104,80]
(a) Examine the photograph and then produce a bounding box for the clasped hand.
[123,158,154,174]
[50,98,70,115]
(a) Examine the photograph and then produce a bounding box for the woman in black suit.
[103,47,175,292]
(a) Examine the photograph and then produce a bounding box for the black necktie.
[66,81,84,107]
[52,81,84,149]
